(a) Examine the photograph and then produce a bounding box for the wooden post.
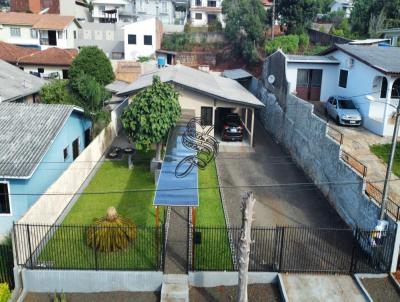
[237,192,256,302]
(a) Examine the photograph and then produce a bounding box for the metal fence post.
[350,228,358,274]
[26,225,33,269]
[278,227,285,272]
[93,226,98,270]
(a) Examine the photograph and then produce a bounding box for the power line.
[1,178,399,197]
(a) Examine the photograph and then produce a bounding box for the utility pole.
[379,92,400,220]
[271,0,276,40]
[237,192,256,302]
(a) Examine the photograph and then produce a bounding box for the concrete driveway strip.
[216,119,347,228]
[282,274,367,302]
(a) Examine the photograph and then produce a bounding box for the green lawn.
[38,151,164,270]
[194,160,233,271]
[370,143,400,177]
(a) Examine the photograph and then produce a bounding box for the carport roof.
[117,64,265,108]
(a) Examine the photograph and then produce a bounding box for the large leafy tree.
[121,76,181,161]
[276,0,319,33]
[69,46,115,90]
[222,0,266,64]
[40,79,76,105]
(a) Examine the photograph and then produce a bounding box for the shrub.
[162,33,193,51]
[0,283,11,302]
[265,35,300,55]
[208,20,223,32]
[87,207,136,252]
[40,80,76,105]
[299,33,309,50]
[137,56,151,62]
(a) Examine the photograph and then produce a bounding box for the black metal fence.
[0,243,14,289]
[13,224,165,271]
[191,226,395,274]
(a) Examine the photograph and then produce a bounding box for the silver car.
[325,96,362,126]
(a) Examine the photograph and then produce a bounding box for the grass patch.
[194,160,233,270]
[38,151,164,270]
[370,143,400,177]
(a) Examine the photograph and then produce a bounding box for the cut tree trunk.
[155,142,162,161]
[237,192,256,302]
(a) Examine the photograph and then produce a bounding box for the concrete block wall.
[252,79,395,230]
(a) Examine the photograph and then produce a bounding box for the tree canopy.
[121,76,180,156]
[276,0,319,33]
[69,46,115,90]
[222,0,266,64]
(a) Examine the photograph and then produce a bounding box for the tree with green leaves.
[121,76,181,161]
[222,0,266,64]
[40,79,76,105]
[69,46,114,90]
[276,0,319,33]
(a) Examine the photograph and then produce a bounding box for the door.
[84,128,91,148]
[296,69,322,102]
[207,14,217,24]
[48,31,57,46]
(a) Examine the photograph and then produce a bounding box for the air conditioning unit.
[346,58,354,69]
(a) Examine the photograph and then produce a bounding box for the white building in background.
[283,44,400,137]
[59,0,91,22]
[330,0,353,18]
[123,17,162,60]
[189,0,223,27]
[0,12,80,49]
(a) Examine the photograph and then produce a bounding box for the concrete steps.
[161,274,189,302]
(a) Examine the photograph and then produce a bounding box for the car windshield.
[338,99,356,109]
[225,115,240,125]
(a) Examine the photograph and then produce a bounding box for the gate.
[0,242,14,289]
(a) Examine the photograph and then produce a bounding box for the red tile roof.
[0,12,77,30]
[18,47,78,66]
[0,42,77,66]
[262,0,273,7]
[0,41,39,64]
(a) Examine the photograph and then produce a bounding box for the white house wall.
[124,18,158,60]
[286,62,338,102]
[21,65,69,79]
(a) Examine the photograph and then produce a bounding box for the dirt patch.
[24,291,160,302]
[189,283,280,302]
[361,277,400,302]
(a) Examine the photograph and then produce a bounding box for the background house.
[330,0,353,18]
[189,0,224,27]
[123,17,162,60]
[383,28,400,47]
[91,0,136,23]
[0,12,80,49]
[0,41,77,78]
[117,64,264,146]
[283,44,400,137]
[0,59,45,103]
[0,103,92,236]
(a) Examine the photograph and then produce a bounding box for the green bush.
[137,56,151,62]
[0,283,11,302]
[39,80,76,105]
[299,33,309,50]
[162,33,193,51]
[265,35,300,55]
[208,20,223,32]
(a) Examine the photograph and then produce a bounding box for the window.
[10,27,21,37]
[195,13,202,20]
[30,29,38,39]
[380,77,388,99]
[84,128,92,147]
[57,31,63,39]
[128,34,136,44]
[338,69,348,88]
[144,35,152,45]
[195,0,201,6]
[99,4,105,11]
[74,30,77,39]
[62,69,69,79]
[207,0,216,7]
[38,68,44,73]
[0,183,11,214]
[72,138,80,160]
[65,30,68,39]
[63,147,69,161]
[161,1,167,12]
[201,107,213,126]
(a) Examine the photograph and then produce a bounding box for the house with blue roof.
[0,103,91,237]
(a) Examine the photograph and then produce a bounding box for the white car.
[325,96,362,126]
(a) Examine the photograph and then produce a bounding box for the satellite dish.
[268,74,275,84]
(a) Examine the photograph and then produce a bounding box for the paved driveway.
[216,119,347,227]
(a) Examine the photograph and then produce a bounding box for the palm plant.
[87,207,136,252]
